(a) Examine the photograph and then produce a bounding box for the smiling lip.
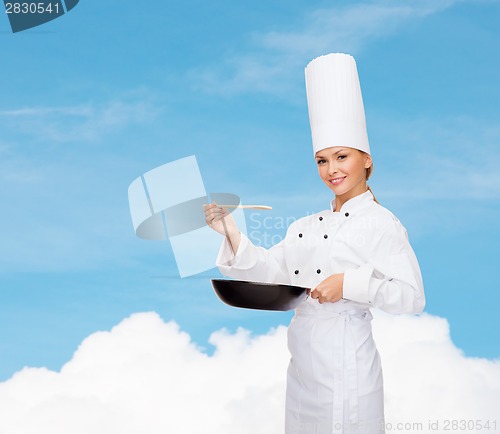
[329,176,346,185]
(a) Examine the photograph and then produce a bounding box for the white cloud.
[371,312,500,427]
[0,92,162,144]
[190,0,465,97]
[0,312,289,434]
[0,310,498,434]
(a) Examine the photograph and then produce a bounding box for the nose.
[328,162,338,176]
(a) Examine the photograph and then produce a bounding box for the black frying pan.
[211,279,309,311]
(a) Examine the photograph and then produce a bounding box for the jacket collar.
[330,189,374,214]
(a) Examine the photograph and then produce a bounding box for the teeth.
[330,177,345,184]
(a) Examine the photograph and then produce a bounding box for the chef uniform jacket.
[216,189,425,434]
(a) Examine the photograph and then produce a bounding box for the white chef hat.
[305,53,371,156]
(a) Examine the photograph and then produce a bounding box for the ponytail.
[366,185,379,204]
[365,162,380,205]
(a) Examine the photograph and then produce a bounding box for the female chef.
[203,53,425,434]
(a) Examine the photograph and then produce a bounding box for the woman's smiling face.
[315,146,372,201]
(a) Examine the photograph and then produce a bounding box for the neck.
[334,183,369,212]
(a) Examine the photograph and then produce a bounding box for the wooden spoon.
[218,204,272,210]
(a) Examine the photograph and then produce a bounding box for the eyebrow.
[315,149,347,159]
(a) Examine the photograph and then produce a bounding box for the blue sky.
[0,0,499,381]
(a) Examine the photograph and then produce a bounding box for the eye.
[337,155,347,160]
[316,159,327,165]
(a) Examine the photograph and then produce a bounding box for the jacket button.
[294,270,299,275]
[298,233,303,238]
[316,269,321,274]
[324,234,328,239]
[345,212,349,217]
[319,216,323,221]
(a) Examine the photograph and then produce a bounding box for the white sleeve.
[216,232,291,285]
[342,220,425,314]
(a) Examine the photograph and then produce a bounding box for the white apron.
[285,302,384,434]
[216,190,425,434]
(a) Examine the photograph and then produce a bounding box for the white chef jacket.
[216,189,425,434]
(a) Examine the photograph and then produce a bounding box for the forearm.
[226,227,242,255]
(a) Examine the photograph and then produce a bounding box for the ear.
[364,153,373,169]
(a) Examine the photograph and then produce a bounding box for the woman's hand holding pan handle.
[203,202,242,255]
[310,273,344,304]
